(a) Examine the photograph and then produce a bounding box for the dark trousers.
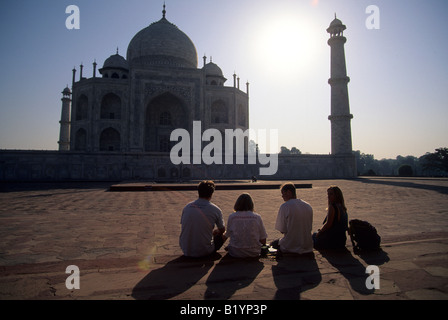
[214,234,224,252]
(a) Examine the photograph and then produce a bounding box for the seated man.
[179,180,226,258]
[271,182,313,254]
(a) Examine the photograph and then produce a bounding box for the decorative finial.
[334,13,337,19]
[116,47,119,55]
[162,2,166,18]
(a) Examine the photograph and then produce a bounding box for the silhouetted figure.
[224,193,267,258]
[270,182,313,254]
[313,185,348,250]
[179,180,226,257]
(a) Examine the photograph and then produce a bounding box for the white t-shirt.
[275,199,313,254]
[179,198,225,257]
[226,211,267,258]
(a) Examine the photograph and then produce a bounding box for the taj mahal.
[0,7,356,181]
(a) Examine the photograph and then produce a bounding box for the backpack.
[348,219,381,252]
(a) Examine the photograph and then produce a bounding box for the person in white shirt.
[179,181,226,258]
[271,182,313,254]
[224,193,267,258]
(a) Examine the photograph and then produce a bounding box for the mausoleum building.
[62,8,249,154]
[0,11,357,181]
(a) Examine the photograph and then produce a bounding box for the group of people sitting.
[179,180,348,258]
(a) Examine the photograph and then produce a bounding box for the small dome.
[203,62,223,77]
[329,18,343,28]
[102,53,129,71]
[62,86,71,94]
[127,17,198,69]
[327,16,346,35]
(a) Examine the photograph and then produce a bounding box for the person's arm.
[259,216,268,245]
[318,205,336,235]
[275,205,287,234]
[213,227,226,236]
[214,209,226,236]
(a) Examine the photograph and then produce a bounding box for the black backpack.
[348,219,381,252]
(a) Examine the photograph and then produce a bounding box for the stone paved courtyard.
[0,177,447,301]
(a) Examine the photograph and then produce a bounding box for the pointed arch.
[145,92,188,152]
[99,127,121,151]
[211,99,228,124]
[100,93,121,119]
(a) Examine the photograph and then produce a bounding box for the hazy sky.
[0,0,446,159]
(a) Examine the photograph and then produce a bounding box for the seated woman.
[224,193,268,258]
[313,186,348,250]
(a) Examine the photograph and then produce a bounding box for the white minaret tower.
[58,86,71,151]
[327,15,353,155]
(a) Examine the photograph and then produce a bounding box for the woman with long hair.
[313,186,348,250]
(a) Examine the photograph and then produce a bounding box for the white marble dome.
[102,53,129,70]
[127,16,198,69]
[203,61,223,77]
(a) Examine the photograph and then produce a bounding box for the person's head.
[234,193,254,212]
[280,182,296,201]
[198,180,215,199]
[327,185,346,210]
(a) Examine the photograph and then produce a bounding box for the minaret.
[327,15,353,155]
[58,86,71,151]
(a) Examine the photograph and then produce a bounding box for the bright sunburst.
[253,13,319,75]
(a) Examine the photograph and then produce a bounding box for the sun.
[252,13,319,75]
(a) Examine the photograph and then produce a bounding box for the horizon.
[0,0,447,160]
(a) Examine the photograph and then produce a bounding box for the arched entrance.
[100,93,121,119]
[145,93,188,152]
[99,127,121,151]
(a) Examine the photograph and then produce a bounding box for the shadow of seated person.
[317,247,377,295]
[272,252,321,300]
[204,253,264,300]
[353,245,390,266]
[132,254,219,300]
[365,248,390,264]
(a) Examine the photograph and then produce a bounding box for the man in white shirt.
[271,182,313,254]
[180,181,226,258]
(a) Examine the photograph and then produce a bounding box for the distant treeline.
[354,147,448,177]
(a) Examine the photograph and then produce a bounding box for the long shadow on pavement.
[272,252,322,299]
[204,254,264,299]
[317,247,389,295]
[132,254,219,300]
